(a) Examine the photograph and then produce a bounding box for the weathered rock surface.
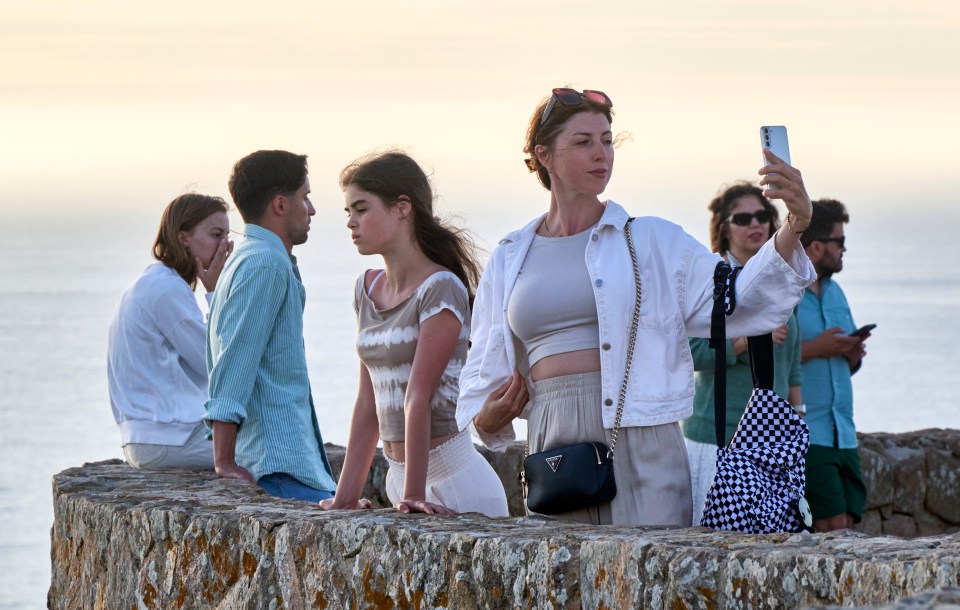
[50,450,960,609]
[806,587,960,609]
[418,429,960,537]
[855,429,960,537]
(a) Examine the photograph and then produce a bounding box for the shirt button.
[602,343,611,350]
[604,398,613,406]
[595,279,603,287]
[591,233,598,242]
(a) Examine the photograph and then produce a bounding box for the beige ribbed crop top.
[507,229,600,368]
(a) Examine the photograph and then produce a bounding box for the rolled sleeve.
[722,239,815,338]
[469,421,517,451]
[203,397,247,426]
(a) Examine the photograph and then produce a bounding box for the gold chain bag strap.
[521,218,642,515]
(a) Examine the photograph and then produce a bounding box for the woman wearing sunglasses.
[322,151,509,516]
[456,88,817,525]
[682,182,806,525]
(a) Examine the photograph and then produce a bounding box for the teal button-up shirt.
[205,224,335,492]
[797,277,858,449]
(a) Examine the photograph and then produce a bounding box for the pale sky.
[2,6,957,603]
[2,0,958,222]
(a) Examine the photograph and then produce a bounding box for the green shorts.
[804,444,866,523]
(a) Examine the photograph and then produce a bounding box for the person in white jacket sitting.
[108,193,233,468]
[456,88,817,526]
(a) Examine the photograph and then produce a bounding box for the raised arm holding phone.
[457,89,817,526]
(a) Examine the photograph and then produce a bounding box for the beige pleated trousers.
[526,371,693,526]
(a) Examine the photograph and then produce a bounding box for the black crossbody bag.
[520,219,642,515]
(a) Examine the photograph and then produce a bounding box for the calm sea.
[1,202,957,607]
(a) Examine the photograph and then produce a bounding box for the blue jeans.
[257,473,334,502]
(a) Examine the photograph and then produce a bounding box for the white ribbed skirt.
[384,429,509,517]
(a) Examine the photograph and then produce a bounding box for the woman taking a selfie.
[457,88,817,525]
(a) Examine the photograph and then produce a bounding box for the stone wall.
[47,462,960,609]
[396,429,960,537]
[48,429,960,609]
[854,429,960,537]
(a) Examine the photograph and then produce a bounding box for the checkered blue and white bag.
[698,262,812,534]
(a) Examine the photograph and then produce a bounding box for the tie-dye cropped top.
[354,270,469,442]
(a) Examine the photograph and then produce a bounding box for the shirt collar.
[595,200,629,230]
[725,251,744,267]
[499,199,629,245]
[243,224,291,258]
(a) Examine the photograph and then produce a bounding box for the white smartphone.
[760,125,791,190]
[760,125,791,166]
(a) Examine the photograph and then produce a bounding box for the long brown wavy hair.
[339,150,482,304]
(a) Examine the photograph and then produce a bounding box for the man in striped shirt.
[204,150,336,502]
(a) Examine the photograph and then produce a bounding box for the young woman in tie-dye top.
[320,151,509,516]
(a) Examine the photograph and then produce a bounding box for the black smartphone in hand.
[849,323,876,338]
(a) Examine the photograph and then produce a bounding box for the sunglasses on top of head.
[727,210,772,226]
[540,88,613,125]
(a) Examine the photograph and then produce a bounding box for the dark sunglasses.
[727,210,772,226]
[818,236,846,248]
[540,88,613,125]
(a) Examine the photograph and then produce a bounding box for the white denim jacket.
[456,200,816,450]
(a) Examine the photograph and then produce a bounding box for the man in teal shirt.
[205,150,336,501]
[798,198,870,531]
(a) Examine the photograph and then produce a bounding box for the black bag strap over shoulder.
[709,262,733,351]
[748,333,775,391]
[710,260,754,448]
[710,262,731,448]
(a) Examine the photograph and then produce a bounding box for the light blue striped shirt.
[205,224,335,492]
